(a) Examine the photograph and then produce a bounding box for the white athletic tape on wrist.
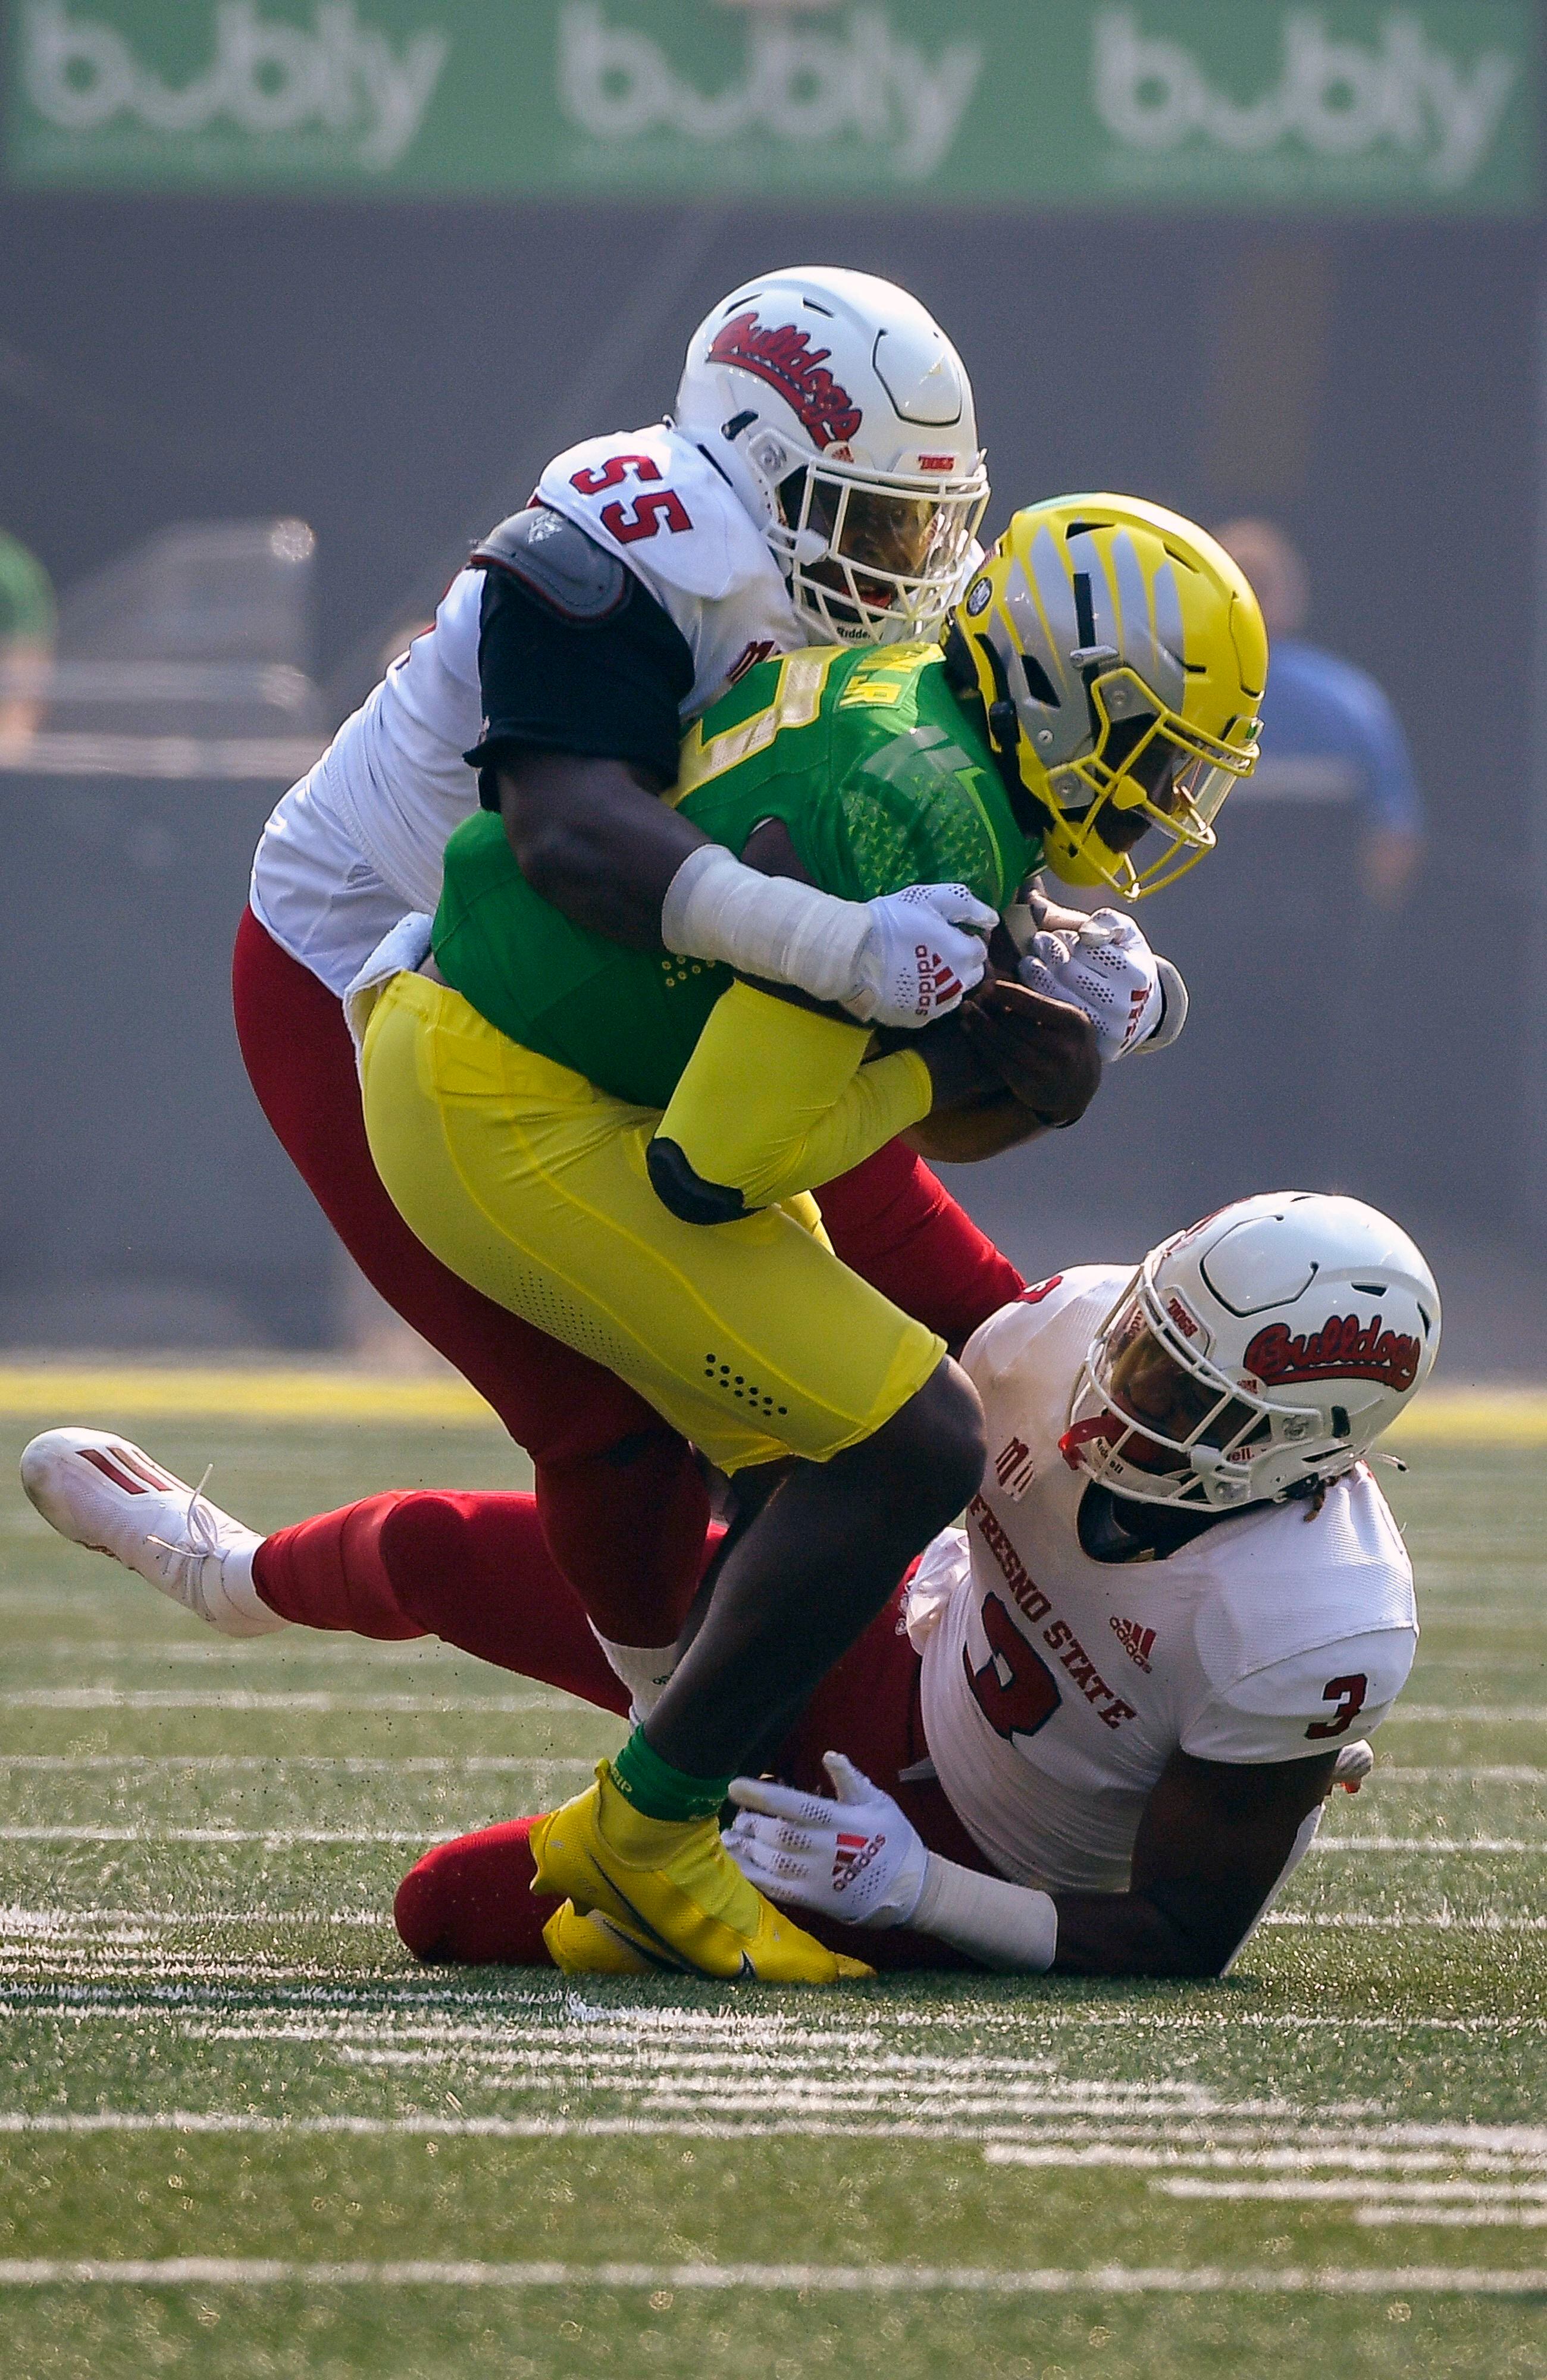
[911,1852,1058,1972]
[660,844,868,1008]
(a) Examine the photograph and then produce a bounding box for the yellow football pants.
[360,971,944,1474]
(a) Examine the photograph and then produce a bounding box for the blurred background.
[0,0,1542,1379]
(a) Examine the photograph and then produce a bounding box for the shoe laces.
[147,1464,226,1610]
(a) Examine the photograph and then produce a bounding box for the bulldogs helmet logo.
[1244,1313,1421,1394]
[707,311,863,450]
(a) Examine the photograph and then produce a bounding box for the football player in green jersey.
[350,494,1266,1984]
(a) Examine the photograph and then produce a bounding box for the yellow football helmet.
[948,496,1267,898]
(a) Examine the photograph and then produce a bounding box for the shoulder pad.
[471,506,628,622]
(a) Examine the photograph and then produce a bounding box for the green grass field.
[2,1392,1546,2379]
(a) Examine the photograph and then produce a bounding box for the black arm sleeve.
[463,511,695,805]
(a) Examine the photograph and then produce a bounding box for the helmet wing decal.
[1024,528,1083,702]
[1148,558,1188,709]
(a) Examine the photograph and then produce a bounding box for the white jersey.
[911,1267,1417,1895]
[249,421,805,997]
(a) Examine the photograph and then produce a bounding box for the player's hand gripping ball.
[1016,909,1164,1063]
[956,975,1101,1126]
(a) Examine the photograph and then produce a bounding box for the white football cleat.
[19,1427,286,1639]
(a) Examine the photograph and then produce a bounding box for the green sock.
[610,1728,731,1824]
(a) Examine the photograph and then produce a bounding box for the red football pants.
[252,1486,989,1972]
[233,904,1022,1648]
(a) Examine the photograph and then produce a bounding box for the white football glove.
[1016,908,1167,1063]
[847,883,996,1030]
[725,1752,929,1930]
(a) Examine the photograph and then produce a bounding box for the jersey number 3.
[569,455,693,545]
[964,1592,1061,1742]
[1306,1673,1367,1739]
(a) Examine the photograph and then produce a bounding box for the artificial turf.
[1,1405,1545,2378]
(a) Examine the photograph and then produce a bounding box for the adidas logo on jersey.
[1109,1615,1156,1673]
[831,1829,885,1892]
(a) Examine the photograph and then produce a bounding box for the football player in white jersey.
[424,1185,1427,1978]
[388,1191,1432,1980]
[233,265,1037,1704]
[25,1193,1434,1979]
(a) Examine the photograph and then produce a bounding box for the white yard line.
[1263,1912,1547,1930]
[0,1690,569,1713]
[1356,2207,1547,2228]
[1154,2179,1547,2203]
[1,1756,1532,1780]
[0,1756,594,1773]
[0,2113,1336,2144]
[985,2125,1547,2159]
[15,1641,458,1664]
[991,2148,1547,2176]
[10,1955,1547,2027]
[1375,1768,1547,1783]
[10,2112,1547,2159]
[1308,1838,1546,1853]
[9,1825,1544,1853]
[0,1910,388,1930]
[0,2257,1542,2294]
[1385,1708,1547,1724]
[0,1695,1539,1724]
[0,1827,436,1846]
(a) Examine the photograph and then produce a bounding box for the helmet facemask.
[772,459,988,644]
[1032,666,1258,900]
[1064,1273,1330,1512]
[950,500,1268,901]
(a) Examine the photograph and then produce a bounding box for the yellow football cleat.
[529,1764,873,1985]
[542,1899,657,1977]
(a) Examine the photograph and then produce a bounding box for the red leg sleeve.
[818,1140,1025,1348]
[394,1816,561,1966]
[253,1492,424,1639]
[233,907,708,1646]
[255,1488,632,1711]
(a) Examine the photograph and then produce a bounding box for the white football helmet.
[1061,1193,1440,1512]
[674,265,988,644]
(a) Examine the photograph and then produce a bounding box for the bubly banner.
[6,1,1537,212]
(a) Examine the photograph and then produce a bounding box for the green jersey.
[433,640,1039,1111]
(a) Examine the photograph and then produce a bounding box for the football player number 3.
[1306,1673,1367,1739]
[569,455,693,544]
[964,1593,1061,1741]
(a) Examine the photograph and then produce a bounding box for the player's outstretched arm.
[497,758,994,1031]
[1049,1745,1337,1978]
